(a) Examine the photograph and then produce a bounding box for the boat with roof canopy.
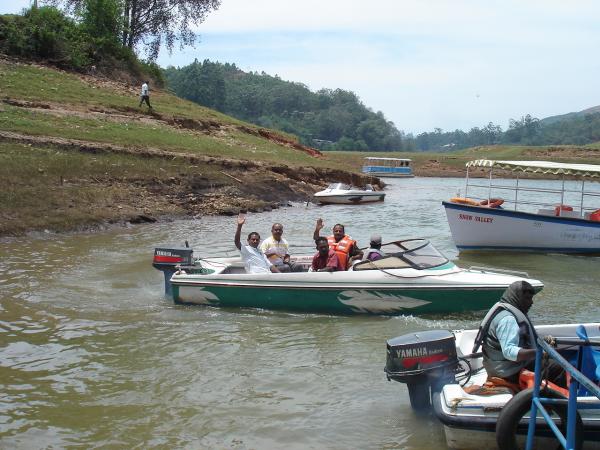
[443,160,600,253]
[362,157,414,178]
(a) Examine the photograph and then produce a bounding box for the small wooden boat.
[313,183,385,204]
[153,239,542,315]
[443,160,600,253]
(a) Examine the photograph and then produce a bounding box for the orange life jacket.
[327,235,355,269]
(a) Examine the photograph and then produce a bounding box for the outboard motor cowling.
[385,330,459,411]
[153,247,194,297]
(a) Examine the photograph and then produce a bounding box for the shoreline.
[2,58,596,238]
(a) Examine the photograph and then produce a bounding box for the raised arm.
[313,218,324,241]
[234,215,245,250]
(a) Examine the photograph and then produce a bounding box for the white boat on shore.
[443,160,600,253]
[385,323,600,449]
[313,182,385,205]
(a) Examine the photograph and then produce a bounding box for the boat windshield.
[353,239,449,271]
[327,183,351,190]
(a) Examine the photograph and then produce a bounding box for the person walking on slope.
[139,80,152,109]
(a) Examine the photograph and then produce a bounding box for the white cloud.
[0,0,32,14]
[177,0,600,132]
[3,0,600,132]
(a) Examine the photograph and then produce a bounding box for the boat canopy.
[354,239,449,271]
[326,182,352,190]
[364,157,412,162]
[466,160,600,178]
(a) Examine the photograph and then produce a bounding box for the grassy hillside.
[0,59,377,235]
[2,58,599,236]
[540,105,600,126]
[0,61,331,166]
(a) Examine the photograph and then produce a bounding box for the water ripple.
[1,177,597,448]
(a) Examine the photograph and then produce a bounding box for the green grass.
[0,105,335,167]
[0,62,235,122]
[326,144,600,173]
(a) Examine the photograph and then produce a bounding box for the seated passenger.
[311,237,345,272]
[363,234,386,261]
[473,281,565,388]
[234,214,279,274]
[260,222,303,272]
[313,218,363,270]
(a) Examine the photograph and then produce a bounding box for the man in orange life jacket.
[313,218,363,270]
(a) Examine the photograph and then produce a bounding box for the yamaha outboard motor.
[153,246,194,298]
[385,330,459,411]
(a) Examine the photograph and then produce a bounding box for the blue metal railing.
[526,336,600,450]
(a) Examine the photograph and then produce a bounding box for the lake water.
[1,177,599,449]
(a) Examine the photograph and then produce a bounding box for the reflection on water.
[1,177,599,448]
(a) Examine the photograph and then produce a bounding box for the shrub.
[0,7,91,69]
[0,6,166,83]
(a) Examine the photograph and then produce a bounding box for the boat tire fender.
[495,387,583,450]
[480,198,504,208]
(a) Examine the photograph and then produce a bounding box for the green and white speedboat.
[153,239,543,316]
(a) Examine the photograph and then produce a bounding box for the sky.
[4,0,600,134]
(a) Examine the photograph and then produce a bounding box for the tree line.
[164,60,600,152]
[414,113,600,151]
[4,2,597,152]
[0,0,219,76]
[163,59,412,151]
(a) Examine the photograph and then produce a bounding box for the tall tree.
[55,0,220,59]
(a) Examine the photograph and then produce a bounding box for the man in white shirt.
[139,80,152,109]
[234,214,280,274]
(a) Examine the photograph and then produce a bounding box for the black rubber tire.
[407,381,431,411]
[496,387,584,450]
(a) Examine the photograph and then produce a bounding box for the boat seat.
[442,384,513,409]
[220,264,247,274]
[537,208,556,216]
[574,325,600,396]
[537,208,582,218]
[559,210,582,218]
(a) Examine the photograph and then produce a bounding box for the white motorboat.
[385,323,600,449]
[152,239,542,315]
[313,182,385,204]
[443,160,600,253]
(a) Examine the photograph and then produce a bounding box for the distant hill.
[540,105,600,126]
[163,59,413,152]
[413,106,600,151]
